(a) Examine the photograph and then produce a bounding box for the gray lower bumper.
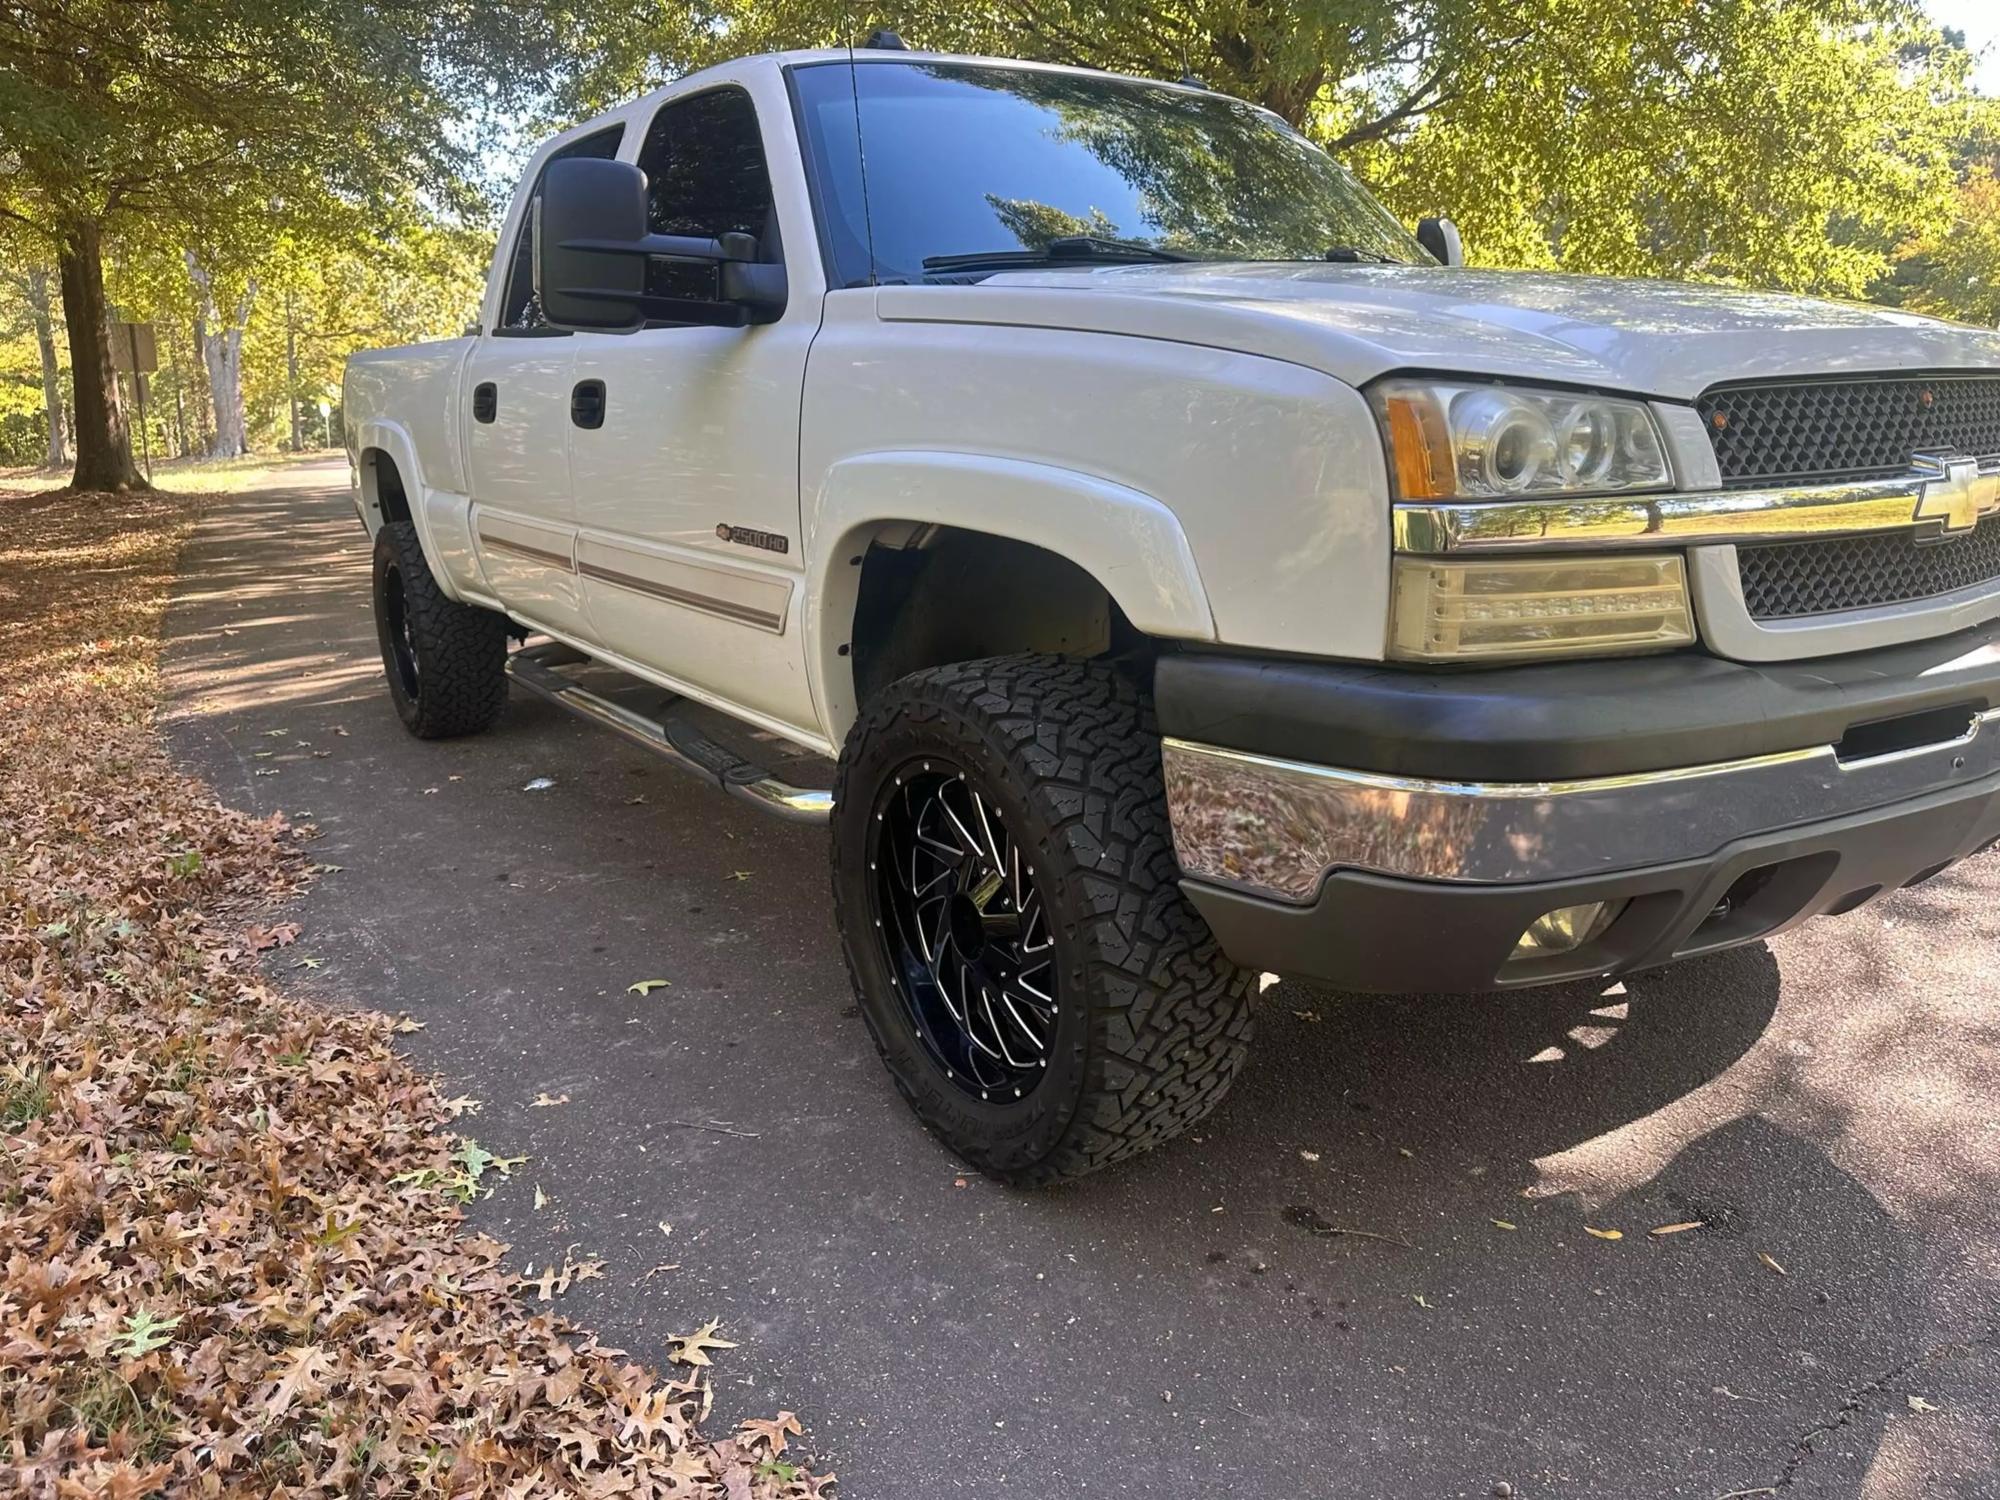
[1162,705,2000,902]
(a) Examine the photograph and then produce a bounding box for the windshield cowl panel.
[790,59,1433,288]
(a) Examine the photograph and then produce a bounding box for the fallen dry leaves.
[669,1323,740,1369]
[0,487,831,1496]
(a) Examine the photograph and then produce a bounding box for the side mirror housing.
[536,158,650,330]
[534,157,787,331]
[1417,216,1464,268]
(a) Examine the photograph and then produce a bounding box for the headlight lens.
[1389,555,1695,662]
[1374,380,1672,499]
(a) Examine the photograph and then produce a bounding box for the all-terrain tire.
[371,521,508,739]
[831,654,1255,1185]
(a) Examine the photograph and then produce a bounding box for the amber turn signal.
[1380,388,1455,499]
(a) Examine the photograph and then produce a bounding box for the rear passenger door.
[464,124,623,640]
[567,82,823,740]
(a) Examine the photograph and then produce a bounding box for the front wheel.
[830,655,1255,1185]
[371,521,508,739]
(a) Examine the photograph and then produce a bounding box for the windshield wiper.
[922,235,1199,274]
[1321,245,1404,264]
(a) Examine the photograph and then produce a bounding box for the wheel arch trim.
[353,418,481,604]
[806,450,1217,738]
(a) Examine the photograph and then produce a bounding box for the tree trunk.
[285,286,302,451]
[57,222,146,492]
[186,251,255,459]
[189,315,214,451]
[168,341,188,458]
[202,319,249,459]
[24,267,67,469]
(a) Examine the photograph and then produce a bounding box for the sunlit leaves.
[1360,0,1977,299]
[1888,167,2000,325]
[110,1308,182,1358]
[669,1320,740,1367]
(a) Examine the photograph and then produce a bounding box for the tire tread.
[374,521,508,739]
[832,654,1255,1185]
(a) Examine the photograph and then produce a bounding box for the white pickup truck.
[345,44,2000,1183]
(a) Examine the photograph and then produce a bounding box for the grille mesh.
[1737,517,2000,620]
[1697,376,2000,489]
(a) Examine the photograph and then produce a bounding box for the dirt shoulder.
[0,486,827,1496]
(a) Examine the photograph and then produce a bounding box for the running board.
[505,643,833,824]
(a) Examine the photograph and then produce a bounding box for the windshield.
[790,60,1431,286]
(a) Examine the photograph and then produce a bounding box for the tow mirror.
[1417,216,1464,268]
[534,157,787,331]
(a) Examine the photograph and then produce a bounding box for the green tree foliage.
[1885,168,2000,326]
[241,223,489,447]
[0,263,64,467]
[0,306,55,466]
[0,0,554,489]
[1877,91,2000,325]
[1360,0,1975,299]
[550,0,1485,140]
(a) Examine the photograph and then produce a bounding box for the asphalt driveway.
[160,461,1999,1498]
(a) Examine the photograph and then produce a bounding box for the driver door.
[568,82,822,738]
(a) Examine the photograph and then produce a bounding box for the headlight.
[1374,380,1672,499]
[1389,555,1695,662]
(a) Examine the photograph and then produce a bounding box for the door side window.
[496,125,625,333]
[636,87,778,307]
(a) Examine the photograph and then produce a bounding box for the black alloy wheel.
[380,557,422,703]
[871,761,1060,1102]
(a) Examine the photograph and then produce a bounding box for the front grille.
[1697,375,2000,489]
[1737,515,2000,619]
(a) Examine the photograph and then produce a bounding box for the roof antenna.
[846,12,880,286]
[1177,36,1205,89]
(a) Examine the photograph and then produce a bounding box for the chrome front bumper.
[1162,706,2000,903]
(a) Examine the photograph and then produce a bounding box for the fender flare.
[351,418,470,603]
[805,450,1217,738]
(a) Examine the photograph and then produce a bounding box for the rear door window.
[496,124,625,333]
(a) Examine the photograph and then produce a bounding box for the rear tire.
[371,521,508,739]
[831,654,1255,1185]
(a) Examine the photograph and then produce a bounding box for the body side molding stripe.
[577,559,787,633]
[479,532,575,571]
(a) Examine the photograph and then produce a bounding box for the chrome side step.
[505,643,833,824]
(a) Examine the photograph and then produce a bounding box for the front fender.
[805,450,1216,737]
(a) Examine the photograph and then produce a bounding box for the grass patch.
[1,1064,50,1130]
[0,447,341,497]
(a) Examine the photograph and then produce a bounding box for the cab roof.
[537,48,1228,160]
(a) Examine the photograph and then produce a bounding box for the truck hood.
[876,263,2000,398]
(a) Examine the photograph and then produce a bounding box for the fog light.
[1512,900,1624,959]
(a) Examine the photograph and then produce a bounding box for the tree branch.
[1327,63,1454,153]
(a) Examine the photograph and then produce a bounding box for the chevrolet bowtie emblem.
[1911,452,2000,540]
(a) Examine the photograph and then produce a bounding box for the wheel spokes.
[937,791,984,865]
[971,789,1007,871]
[875,765,1057,1099]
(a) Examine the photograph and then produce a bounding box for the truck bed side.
[342,337,482,601]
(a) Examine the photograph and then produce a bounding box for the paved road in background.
[162,462,1998,1498]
